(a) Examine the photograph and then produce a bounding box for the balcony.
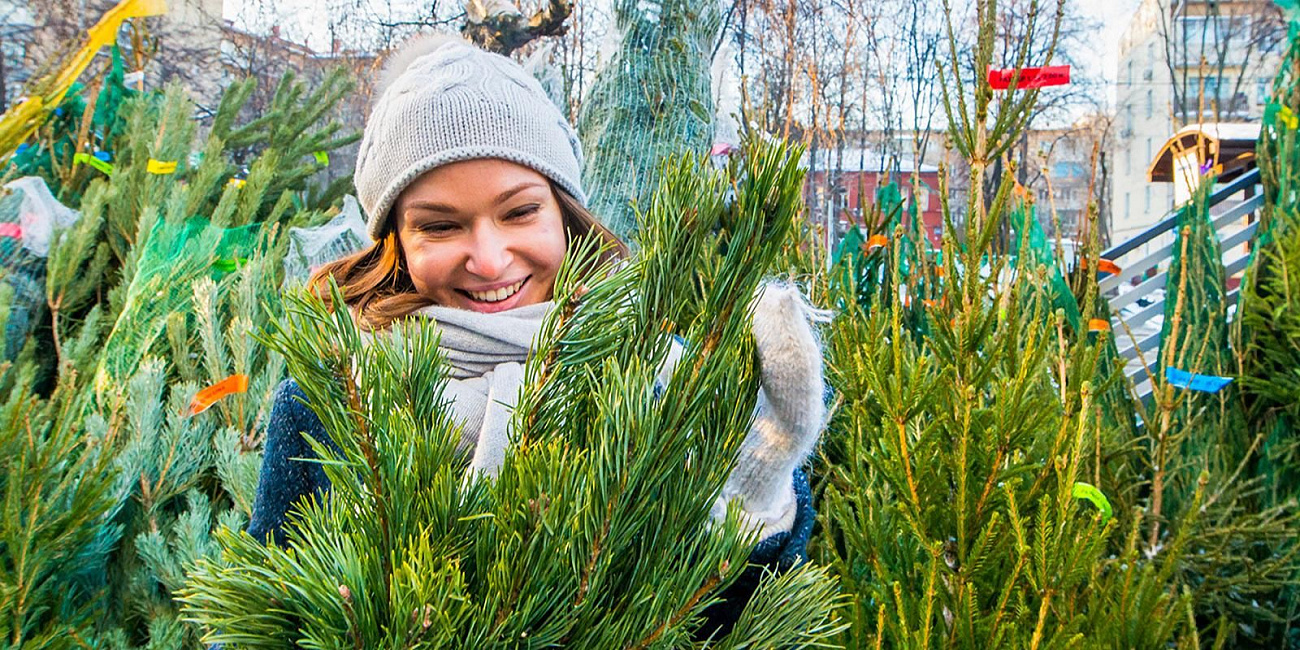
[1175,92,1253,120]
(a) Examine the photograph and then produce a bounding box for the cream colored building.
[1110,0,1283,248]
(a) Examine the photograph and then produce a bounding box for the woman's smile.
[458,276,531,312]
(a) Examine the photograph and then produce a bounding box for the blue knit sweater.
[247,377,816,637]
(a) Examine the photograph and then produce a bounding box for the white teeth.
[468,279,525,303]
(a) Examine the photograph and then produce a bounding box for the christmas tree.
[575,0,722,242]
[814,0,1300,646]
[0,2,362,643]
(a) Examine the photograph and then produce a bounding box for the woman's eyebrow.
[405,200,457,213]
[404,182,546,214]
[494,182,546,204]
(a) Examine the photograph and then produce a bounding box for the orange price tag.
[1080,258,1122,275]
[1088,319,1111,332]
[864,234,889,251]
[187,374,249,416]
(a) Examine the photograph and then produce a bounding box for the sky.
[224,0,1147,114]
[1084,0,1145,109]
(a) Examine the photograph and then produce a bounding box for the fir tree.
[814,0,1300,646]
[0,24,360,644]
[575,0,722,242]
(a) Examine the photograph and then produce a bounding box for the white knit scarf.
[366,301,554,461]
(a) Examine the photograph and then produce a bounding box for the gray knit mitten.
[711,282,829,539]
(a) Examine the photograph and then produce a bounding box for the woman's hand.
[714,282,830,540]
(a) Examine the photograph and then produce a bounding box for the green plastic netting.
[1012,201,1138,441]
[575,0,722,242]
[94,216,262,397]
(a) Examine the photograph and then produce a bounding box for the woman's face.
[394,159,567,313]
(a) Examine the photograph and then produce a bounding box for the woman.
[246,33,826,635]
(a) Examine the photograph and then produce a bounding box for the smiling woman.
[241,30,830,643]
[394,160,569,313]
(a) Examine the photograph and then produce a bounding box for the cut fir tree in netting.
[575,0,721,243]
[1011,198,1139,444]
[829,180,936,333]
[181,139,841,648]
[93,215,261,398]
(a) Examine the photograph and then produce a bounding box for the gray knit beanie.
[355,33,586,240]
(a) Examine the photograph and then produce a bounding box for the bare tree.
[1151,0,1284,127]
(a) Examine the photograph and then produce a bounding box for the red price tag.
[987,65,1070,90]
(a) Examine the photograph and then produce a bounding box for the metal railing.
[1099,168,1262,405]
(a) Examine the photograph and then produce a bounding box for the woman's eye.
[421,222,457,234]
[506,205,540,220]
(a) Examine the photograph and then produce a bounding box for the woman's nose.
[464,228,511,278]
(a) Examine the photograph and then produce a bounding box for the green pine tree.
[180,139,841,648]
[0,34,361,646]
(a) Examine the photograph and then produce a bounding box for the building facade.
[1111,0,1284,248]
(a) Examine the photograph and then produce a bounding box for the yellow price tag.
[226,178,246,189]
[147,158,178,174]
[1279,105,1298,130]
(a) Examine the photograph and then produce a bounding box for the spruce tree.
[813,0,1300,646]
[0,18,361,644]
[575,0,722,242]
[180,139,841,648]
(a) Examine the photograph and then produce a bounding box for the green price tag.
[73,152,115,176]
[313,151,330,165]
[212,257,249,272]
[1071,482,1112,522]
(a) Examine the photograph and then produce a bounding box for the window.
[1146,138,1153,167]
[1203,76,1224,100]
[1146,89,1154,118]
[1127,60,1133,85]
[1144,186,1151,213]
[1125,148,1132,175]
[1125,192,1131,218]
[1259,78,1271,105]
[1180,16,1209,46]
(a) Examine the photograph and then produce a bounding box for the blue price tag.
[1165,367,1233,393]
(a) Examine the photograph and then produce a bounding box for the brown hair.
[307,181,628,331]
